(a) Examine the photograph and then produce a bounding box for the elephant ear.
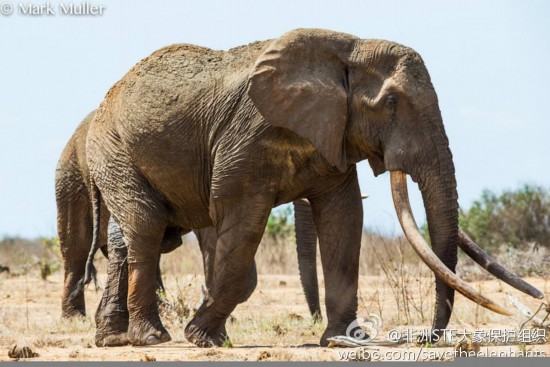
[248,29,357,172]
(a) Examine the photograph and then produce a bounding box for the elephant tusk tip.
[490,304,513,317]
[361,195,369,199]
[501,309,514,317]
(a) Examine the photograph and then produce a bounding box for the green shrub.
[265,204,294,241]
[459,185,550,251]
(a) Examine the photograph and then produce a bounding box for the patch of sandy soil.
[1,270,549,361]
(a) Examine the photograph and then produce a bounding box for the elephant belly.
[144,167,213,229]
[130,141,213,229]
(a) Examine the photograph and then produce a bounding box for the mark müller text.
[18,2,106,16]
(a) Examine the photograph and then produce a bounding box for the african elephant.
[84,28,542,347]
[56,112,322,321]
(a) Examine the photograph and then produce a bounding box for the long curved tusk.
[296,195,368,205]
[390,171,512,316]
[458,229,544,299]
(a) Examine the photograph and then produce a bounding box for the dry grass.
[1,231,549,361]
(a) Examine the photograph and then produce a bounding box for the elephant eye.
[386,95,398,109]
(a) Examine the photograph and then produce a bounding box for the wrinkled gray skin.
[56,112,321,332]
[86,29,459,347]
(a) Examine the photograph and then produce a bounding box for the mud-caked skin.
[57,113,323,327]
[87,28,464,347]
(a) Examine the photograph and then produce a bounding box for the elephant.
[56,111,322,323]
[84,28,543,347]
[0,265,9,274]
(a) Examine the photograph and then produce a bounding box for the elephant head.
[249,29,542,336]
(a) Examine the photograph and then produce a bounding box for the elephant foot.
[320,321,369,347]
[95,311,130,347]
[95,332,129,347]
[61,303,86,318]
[127,319,171,346]
[61,309,86,318]
[184,318,228,348]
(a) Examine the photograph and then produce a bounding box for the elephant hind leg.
[59,194,93,318]
[125,228,172,346]
[58,182,109,318]
[117,217,171,345]
[90,142,172,346]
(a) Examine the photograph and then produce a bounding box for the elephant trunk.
[416,156,459,334]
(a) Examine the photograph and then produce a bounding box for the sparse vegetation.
[222,336,233,348]
[364,233,434,326]
[0,236,62,279]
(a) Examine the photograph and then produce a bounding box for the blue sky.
[0,0,549,238]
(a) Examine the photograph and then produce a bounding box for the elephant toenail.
[145,335,161,345]
[161,332,172,342]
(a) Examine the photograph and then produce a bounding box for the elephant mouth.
[390,171,544,315]
[367,151,386,177]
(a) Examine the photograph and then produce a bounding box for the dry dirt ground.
[1,257,549,361]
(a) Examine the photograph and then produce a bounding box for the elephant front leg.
[195,227,258,304]
[95,217,130,347]
[309,168,363,346]
[185,195,272,347]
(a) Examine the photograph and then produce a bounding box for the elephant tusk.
[296,195,368,205]
[390,171,512,316]
[458,229,544,299]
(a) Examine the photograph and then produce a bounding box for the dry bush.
[159,234,204,276]
[0,236,62,279]
[255,235,299,275]
[159,227,300,277]
[359,232,435,326]
[494,242,550,277]
[457,242,550,281]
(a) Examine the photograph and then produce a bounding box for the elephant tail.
[69,182,101,301]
